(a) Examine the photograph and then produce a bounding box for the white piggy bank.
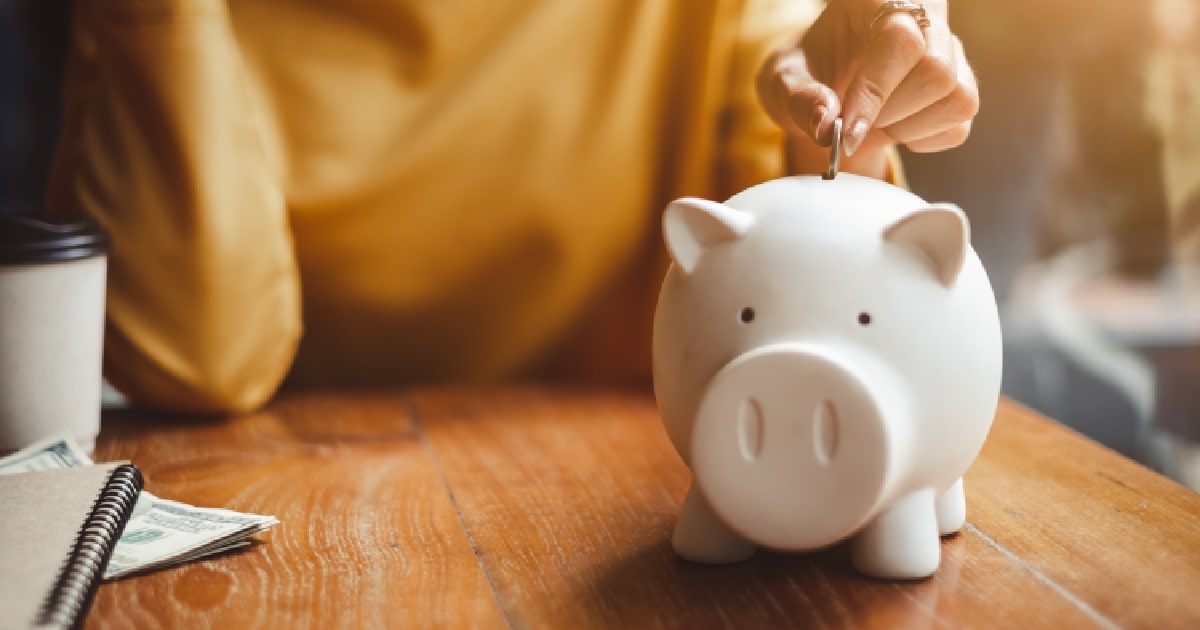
[652,174,1002,580]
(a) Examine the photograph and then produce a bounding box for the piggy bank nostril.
[813,400,839,465]
[737,398,764,462]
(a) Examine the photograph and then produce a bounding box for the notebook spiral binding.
[38,464,143,629]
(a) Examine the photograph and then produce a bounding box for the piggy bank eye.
[858,312,872,326]
[740,307,756,324]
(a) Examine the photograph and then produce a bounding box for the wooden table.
[88,388,1200,628]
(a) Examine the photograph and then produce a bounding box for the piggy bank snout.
[691,344,898,551]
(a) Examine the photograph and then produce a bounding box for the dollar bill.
[0,434,278,580]
[0,434,92,472]
[104,495,279,579]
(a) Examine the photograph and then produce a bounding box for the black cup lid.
[0,214,109,265]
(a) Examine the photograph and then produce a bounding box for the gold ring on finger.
[869,0,931,33]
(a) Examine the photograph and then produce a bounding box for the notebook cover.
[0,463,140,629]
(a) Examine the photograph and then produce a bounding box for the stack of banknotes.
[0,435,279,580]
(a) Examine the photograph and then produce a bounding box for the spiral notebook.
[0,462,143,629]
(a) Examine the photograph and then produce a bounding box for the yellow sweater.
[49,0,835,412]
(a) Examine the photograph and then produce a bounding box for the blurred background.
[3,1,1199,488]
[901,0,1200,490]
[0,0,62,217]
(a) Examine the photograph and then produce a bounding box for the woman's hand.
[757,0,978,165]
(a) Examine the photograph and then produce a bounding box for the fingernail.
[843,118,869,157]
[809,106,828,142]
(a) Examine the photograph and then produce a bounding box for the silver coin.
[823,117,842,180]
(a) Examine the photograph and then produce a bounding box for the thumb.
[756,49,840,145]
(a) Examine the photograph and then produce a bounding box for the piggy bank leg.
[850,489,940,579]
[672,481,756,563]
[936,478,966,535]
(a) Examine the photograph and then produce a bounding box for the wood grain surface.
[89,394,504,628]
[86,389,1200,629]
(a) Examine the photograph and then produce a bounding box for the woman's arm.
[47,0,300,413]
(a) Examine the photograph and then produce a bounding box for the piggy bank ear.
[663,197,754,275]
[883,203,969,288]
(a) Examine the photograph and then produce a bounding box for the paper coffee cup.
[0,214,109,454]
